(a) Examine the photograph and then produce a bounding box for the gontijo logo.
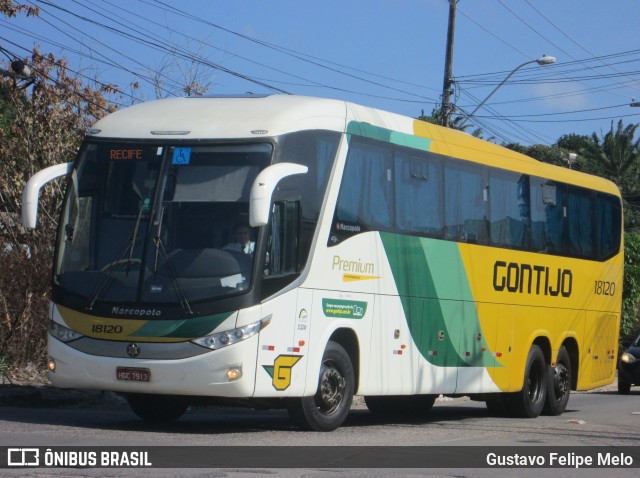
[492,260,573,298]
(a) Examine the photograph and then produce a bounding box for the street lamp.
[458,55,556,128]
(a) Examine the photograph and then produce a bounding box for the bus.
[22,94,623,431]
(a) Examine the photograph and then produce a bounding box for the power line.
[142,0,441,98]
[522,0,640,92]
[34,0,291,94]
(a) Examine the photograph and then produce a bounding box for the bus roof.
[88,94,620,197]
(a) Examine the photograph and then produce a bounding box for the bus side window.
[394,151,443,237]
[444,162,488,245]
[331,139,392,244]
[597,193,622,260]
[566,186,596,259]
[489,172,529,250]
[264,200,301,277]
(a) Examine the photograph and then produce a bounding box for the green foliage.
[622,233,640,340]
[1,48,115,365]
[504,143,566,167]
[417,106,489,140]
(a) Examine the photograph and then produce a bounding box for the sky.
[1,0,640,147]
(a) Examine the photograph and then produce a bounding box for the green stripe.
[347,122,431,151]
[380,233,496,368]
[130,311,234,339]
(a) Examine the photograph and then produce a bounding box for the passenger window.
[531,179,564,254]
[597,193,622,260]
[332,140,392,243]
[490,172,529,249]
[566,186,596,259]
[394,151,443,237]
[444,163,488,244]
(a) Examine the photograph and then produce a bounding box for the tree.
[568,121,640,197]
[557,123,640,341]
[622,233,640,341]
[504,143,567,167]
[418,106,486,139]
[0,6,117,365]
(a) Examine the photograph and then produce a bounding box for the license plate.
[116,367,151,382]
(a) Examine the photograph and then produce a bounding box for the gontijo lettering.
[493,260,572,297]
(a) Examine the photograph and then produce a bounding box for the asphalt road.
[1,385,639,477]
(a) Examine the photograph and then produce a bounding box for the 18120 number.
[594,280,615,296]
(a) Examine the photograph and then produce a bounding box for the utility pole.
[441,0,457,127]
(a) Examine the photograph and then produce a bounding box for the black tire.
[365,394,436,419]
[618,376,632,394]
[542,345,572,416]
[287,341,354,432]
[505,345,547,418]
[125,393,190,423]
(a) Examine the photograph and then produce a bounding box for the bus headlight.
[191,317,270,350]
[48,320,84,343]
[621,352,636,364]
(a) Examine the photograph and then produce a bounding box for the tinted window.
[598,193,622,260]
[330,135,620,262]
[490,172,529,249]
[531,178,564,254]
[335,140,392,230]
[566,186,596,259]
[444,163,488,244]
[394,151,443,237]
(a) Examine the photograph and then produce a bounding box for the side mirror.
[22,162,73,229]
[249,163,308,227]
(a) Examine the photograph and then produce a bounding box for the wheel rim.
[528,362,544,402]
[315,361,346,414]
[553,363,570,401]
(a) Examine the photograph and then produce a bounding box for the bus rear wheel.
[365,395,436,419]
[287,341,354,432]
[125,393,190,423]
[542,345,571,415]
[505,345,547,418]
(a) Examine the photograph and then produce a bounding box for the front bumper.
[47,333,259,397]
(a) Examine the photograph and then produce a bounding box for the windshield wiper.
[152,235,194,315]
[86,203,146,311]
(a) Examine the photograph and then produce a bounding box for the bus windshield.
[55,141,272,309]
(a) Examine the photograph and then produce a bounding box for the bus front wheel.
[505,345,547,418]
[287,341,354,432]
[125,393,190,423]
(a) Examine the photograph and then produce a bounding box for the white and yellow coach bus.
[23,95,623,431]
